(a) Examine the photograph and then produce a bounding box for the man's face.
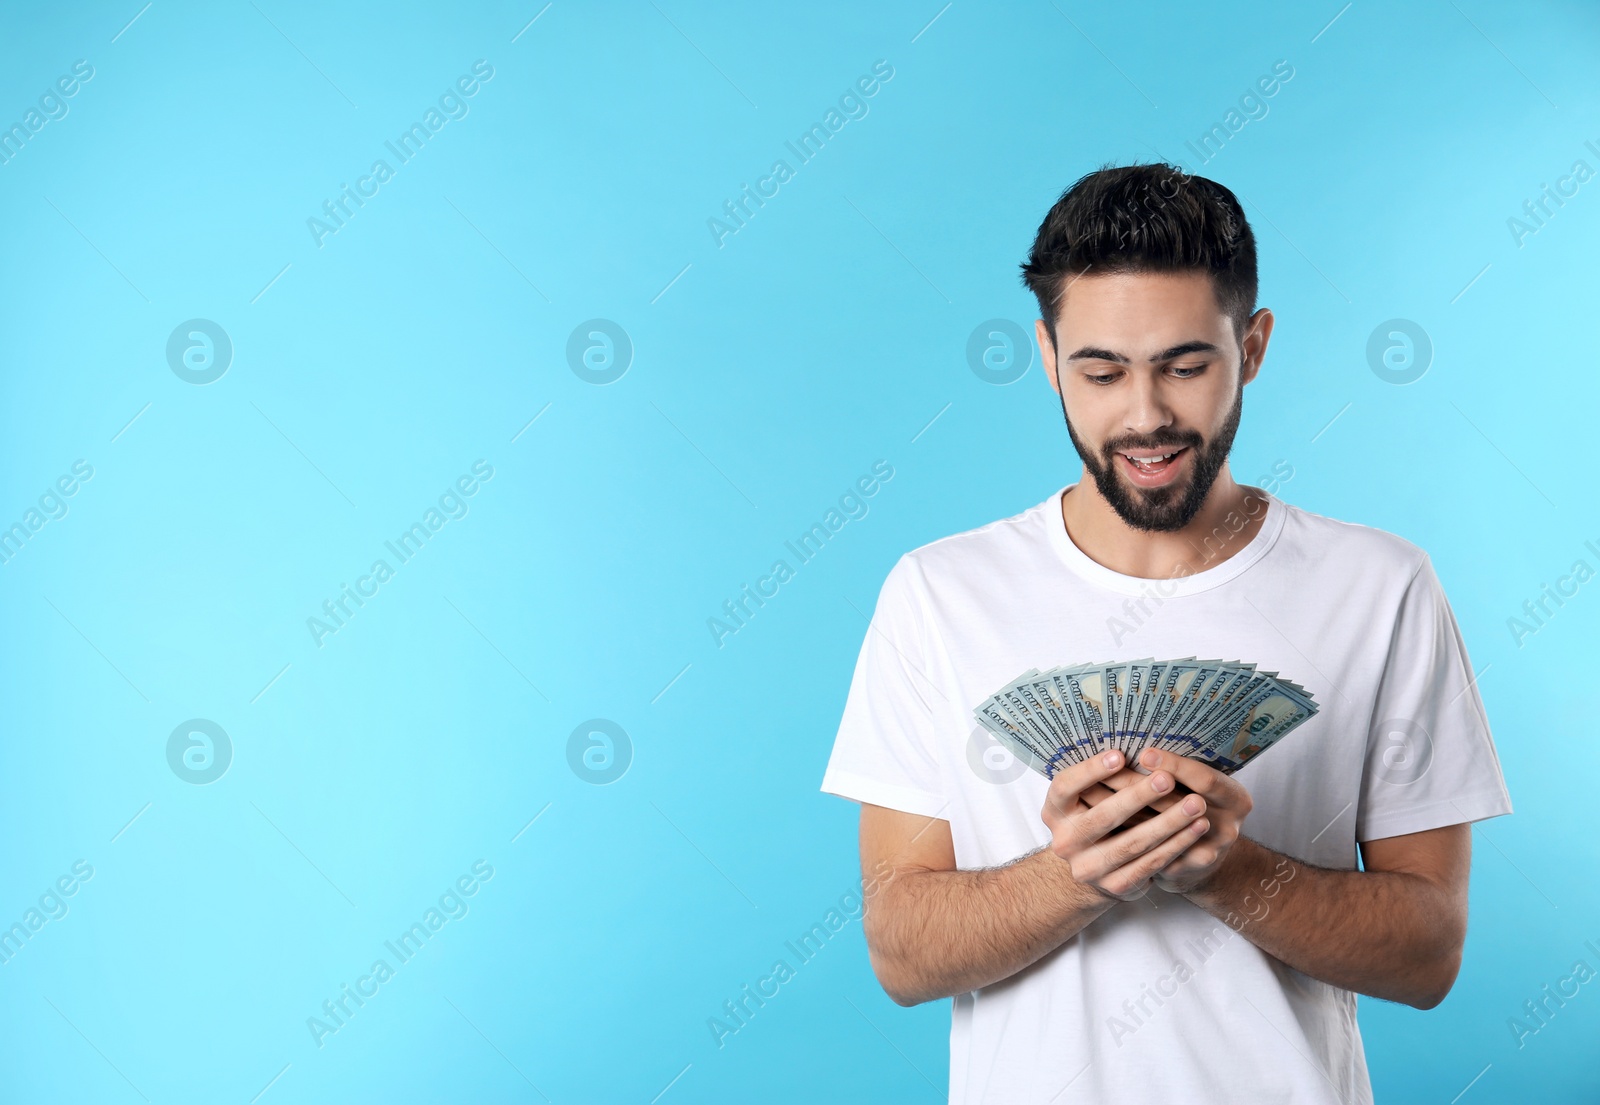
[1038,270,1266,532]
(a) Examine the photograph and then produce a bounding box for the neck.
[1059,467,1269,580]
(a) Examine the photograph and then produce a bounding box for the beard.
[1062,378,1244,533]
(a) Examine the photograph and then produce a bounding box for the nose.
[1123,370,1175,440]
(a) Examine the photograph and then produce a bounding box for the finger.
[1136,748,1241,809]
[1079,781,1118,806]
[1082,786,1175,829]
[1099,787,1205,863]
[1096,764,1196,799]
[1096,767,1148,790]
[1111,813,1211,895]
[1105,807,1160,832]
[1077,767,1185,847]
[1090,792,1159,825]
[1092,768,1189,809]
[1156,836,1210,878]
[1044,750,1128,819]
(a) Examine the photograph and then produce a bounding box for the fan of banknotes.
[973,657,1318,780]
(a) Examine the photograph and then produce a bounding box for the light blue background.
[1,2,1596,1102]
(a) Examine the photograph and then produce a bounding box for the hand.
[1040,749,1211,902]
[1080,762,1190,828]
[1082,748,1253,894]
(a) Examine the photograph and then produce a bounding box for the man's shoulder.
[1274,496,1430,580]
[889,491,1058,586]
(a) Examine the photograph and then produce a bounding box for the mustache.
[1102,430,1203,455]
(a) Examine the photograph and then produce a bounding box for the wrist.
[1033,845,1123,920]
[1183,833,1264,910]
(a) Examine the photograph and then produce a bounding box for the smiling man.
[819,163,1513,1104]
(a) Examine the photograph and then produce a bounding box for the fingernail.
[1183,796,1202,815]
[1104,751,1120,767]
[1150,773,1169,792]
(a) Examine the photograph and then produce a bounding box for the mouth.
[1115,445,1191,488]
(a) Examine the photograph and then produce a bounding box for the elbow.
[885,984,923,1008]
[865,920,942,1006]
[1404,890,1467,1010]
[879,969,918,1007]
[868,945,931,1007]
[1408,947,1464,1011]
[861,870,951,1007]
[1409,986,1450,1012]
[884,983,938,1008]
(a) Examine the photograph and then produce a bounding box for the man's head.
[1019,163,1271,532]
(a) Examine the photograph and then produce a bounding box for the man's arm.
[859,749,1210,1007]
[858,804,1110,1006]
[1182,825,1470,1009]
[1084,747,1471,1009]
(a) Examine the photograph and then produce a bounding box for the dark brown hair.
[1019,162,1257,348]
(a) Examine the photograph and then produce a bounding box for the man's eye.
[1170,364,1207,378]
[1087,372,1118,385]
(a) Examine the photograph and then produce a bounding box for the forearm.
[1184,835,1463,1007]
[864,846,1115,1006]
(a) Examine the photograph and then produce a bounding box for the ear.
[1240,308,1273,387]
[1036,319,1061,396]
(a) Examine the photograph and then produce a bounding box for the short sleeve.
[1355,554,1513,842]
[819,555,950,819]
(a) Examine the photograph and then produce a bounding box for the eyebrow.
[1064,340,1221,365]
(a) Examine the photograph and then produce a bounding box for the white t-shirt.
[820,483,1513,1105]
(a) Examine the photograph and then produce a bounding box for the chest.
[921,579,1387,871]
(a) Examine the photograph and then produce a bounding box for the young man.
[819,163,1513,1104]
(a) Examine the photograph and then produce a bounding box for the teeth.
[1128,452,1175,466]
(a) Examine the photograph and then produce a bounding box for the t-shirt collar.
[1045,482,1286,597]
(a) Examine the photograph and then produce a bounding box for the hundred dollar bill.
[1043,668,1099,762]
[1006,676,1077,770]
[1147,660,1206,755]
[1201,683,1318,771]
[1117,659,1154,758]
[1022,672,1086,768]
[977,656,1319,781]
[974,708,1058,776]
[988,687,1057,765]
[1062,666,1110,759]
[1191,677,1282,760]
[1103,663,1131,759]
[1186,667,1263,744]
[974,697,1056,773]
